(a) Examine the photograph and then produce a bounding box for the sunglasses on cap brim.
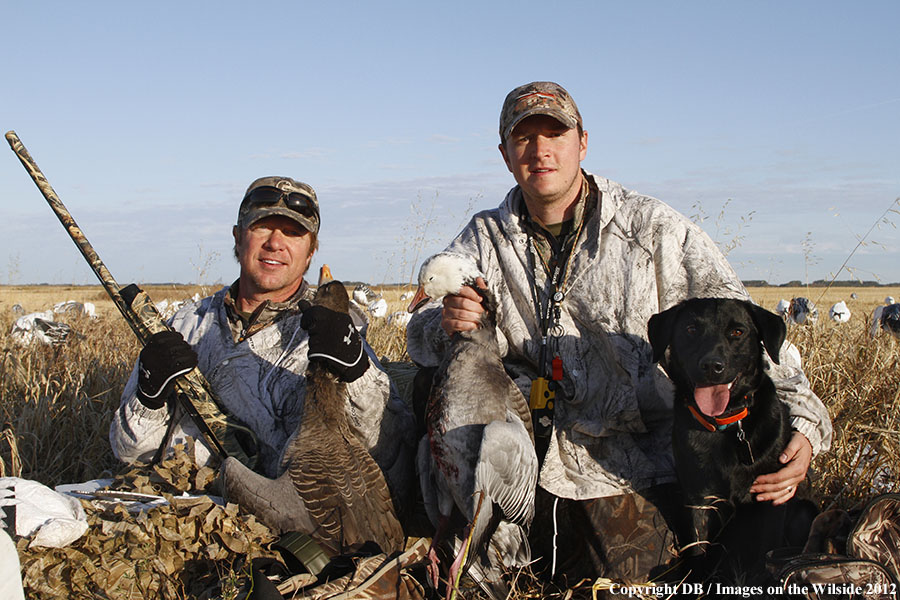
[243,186,318,219]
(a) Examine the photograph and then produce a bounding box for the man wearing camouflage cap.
[407,82,832,583]
[111,176,415,527]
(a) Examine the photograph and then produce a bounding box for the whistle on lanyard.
[551,356,563,381]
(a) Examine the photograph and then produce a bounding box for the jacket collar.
[498,170,627,234]
[224,279,311,341]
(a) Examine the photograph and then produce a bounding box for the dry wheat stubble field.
[1,283,899,598]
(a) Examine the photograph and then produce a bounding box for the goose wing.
[491,360,534,442]
[288,420,404,555]
[475,416,538,527]
[344,435,406,554]
[288,420,363,555]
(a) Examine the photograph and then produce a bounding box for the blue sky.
[3,1,898,287]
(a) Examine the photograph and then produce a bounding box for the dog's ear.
[745,301,787,364]
[647,304,680,363]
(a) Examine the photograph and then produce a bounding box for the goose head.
[407,253,485,313]
[314,279,350,314]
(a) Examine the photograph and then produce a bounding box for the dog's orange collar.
[688,405,749,432]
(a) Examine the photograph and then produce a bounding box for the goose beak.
[407,285,431,313]
[318,264,333,286]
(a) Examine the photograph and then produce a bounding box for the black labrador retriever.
[648,297,807,579]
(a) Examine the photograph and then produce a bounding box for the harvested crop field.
[1,284,899,598]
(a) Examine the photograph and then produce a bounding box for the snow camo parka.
[406,171,832,500]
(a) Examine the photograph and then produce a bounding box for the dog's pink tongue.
[694,384,730,417]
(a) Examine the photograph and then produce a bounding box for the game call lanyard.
[527,216,585,437]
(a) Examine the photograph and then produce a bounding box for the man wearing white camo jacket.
[110,177,415,519]
[406,82,832,582]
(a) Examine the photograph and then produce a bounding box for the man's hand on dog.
[750,431,812,505]
[441,277,487,335]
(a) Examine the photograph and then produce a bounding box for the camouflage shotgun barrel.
[5,130,258,468]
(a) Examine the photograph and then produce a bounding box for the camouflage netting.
[16,442,280,599]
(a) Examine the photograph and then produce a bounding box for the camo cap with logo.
[499,81,583,142]
[237,176,320,234]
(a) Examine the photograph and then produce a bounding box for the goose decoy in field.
[829,300,851,323]
[53,300,96,318]
[788,297,818,324]
[352,283,375,306]
[872,302,900,339]
[367,297,388,319]
[409,252,537,600]
[387,310,412,328]
[9,311,74,346]
[774,299,790,319]
[223,280,404,558]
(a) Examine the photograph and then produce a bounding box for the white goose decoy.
[10,311,73,346]
[774,299,790,318]
[53,300,97,319]
[387,310,412,328]
[367,297,388,319]
[829,300,851,323]
[352,283,375,306]
[409,252,537,600]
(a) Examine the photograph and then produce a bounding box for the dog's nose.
[700,356,726,377]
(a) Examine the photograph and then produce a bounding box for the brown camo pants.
[529,483,687,587]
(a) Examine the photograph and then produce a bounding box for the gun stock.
[6,130,236,464]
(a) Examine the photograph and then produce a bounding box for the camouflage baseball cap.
[237,176,320,234]
[499,81,583,142]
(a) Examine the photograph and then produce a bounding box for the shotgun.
[5,130,256,467]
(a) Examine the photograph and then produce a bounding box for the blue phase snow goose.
[409,252,537,600]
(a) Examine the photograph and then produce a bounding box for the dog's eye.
[730,328,745,338]
[685,324,697,335]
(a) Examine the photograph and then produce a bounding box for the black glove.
[300,305,369,382]
[135,330,198,409]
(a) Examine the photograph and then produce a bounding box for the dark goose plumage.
[224,280,404,557]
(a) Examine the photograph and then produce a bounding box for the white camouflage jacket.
[406,171,832,500]
[110,283,415,508]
